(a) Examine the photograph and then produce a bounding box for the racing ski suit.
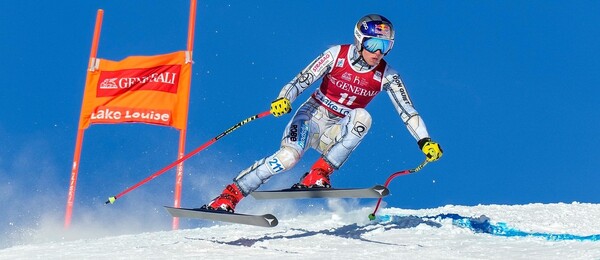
[234,44,430,196]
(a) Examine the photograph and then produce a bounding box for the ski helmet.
[354,14,395,55]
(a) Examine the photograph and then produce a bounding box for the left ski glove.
[270,97,292,117]
[418,138,443,162]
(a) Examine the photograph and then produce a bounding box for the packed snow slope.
[1,202,599,259]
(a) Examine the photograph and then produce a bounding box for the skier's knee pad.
[323,108,372,168]
[233,146,300,195]
[271,145,301,171]
[350,108,372,135]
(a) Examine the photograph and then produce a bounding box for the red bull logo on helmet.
[374,23,391,38]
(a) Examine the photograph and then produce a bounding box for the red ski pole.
[105,110,272,205]
[368,160,429,220]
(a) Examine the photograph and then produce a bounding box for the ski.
[250,185,389,200]
[164,206,278,228]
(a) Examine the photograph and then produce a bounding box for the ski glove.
[270,97,292,117]
[418,138,443,162]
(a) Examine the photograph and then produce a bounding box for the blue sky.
[1,1,599,237]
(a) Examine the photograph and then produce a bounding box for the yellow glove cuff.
[270,97,292,117]
[419,138,443,162]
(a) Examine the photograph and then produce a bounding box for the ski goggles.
[362,37,394,55]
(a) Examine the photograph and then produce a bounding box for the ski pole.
[105,110,272,205]
[368,159,429,220]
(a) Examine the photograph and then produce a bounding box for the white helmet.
[354,14,395,55]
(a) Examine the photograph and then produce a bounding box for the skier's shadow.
[185,215,438,251]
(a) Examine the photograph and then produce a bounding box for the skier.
[203,14,443,212]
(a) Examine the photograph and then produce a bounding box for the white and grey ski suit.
[234,44,430,196]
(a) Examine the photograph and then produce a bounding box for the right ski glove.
[270,97,292,117]
[418,138,443,162]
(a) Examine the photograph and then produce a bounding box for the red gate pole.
[65,9,104,228]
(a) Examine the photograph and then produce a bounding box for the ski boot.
[201,183,244,213]
[292,157,334,189]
